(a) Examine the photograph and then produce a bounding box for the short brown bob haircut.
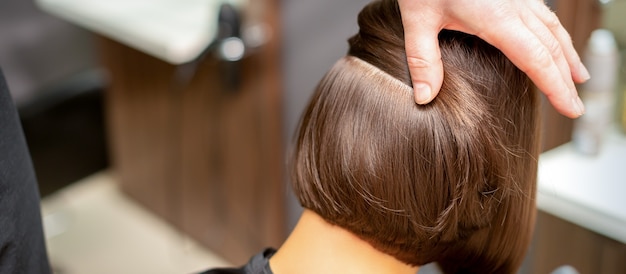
[290,0,540,273]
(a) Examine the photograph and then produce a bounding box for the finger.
[530,2,590,84]
[479,18,584,118]
[405,31,444,105]
[520,8,576,98]
[520,13,586,118]
[398,1,444,105]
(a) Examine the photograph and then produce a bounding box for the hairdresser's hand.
[398,0,589,118]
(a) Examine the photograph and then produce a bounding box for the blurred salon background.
[0,0,624,273]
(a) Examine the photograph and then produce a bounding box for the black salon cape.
[200,248,276,274]
[0,68,51,273]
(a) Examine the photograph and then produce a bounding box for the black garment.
[201,248,276,274]
[0,68,51,273]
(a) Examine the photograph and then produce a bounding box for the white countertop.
[537,126,626,243]
[36,0,244,64]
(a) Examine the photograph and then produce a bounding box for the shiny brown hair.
[290,0,540,272]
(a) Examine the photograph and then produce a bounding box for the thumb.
[403,23,444,105]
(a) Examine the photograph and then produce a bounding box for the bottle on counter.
[572,29,620,155]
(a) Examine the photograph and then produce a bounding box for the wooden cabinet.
[524,212,626,273]
[101,0,285,264]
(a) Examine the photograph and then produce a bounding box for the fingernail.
[572,96,585,117]
[414,83,432,104]
[579,63,591,82]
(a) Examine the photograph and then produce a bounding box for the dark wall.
[0,0,97,106]
[0,0,107,196]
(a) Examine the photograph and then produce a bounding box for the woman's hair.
[290,0,540,272]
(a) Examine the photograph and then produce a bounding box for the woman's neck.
[269,209,419,274]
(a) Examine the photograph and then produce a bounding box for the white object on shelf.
[36,0,245,64]
[538,126,626,244]
[572,29,620,155]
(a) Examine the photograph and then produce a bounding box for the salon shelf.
[537,126,626,244]
[35,0,244,64]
